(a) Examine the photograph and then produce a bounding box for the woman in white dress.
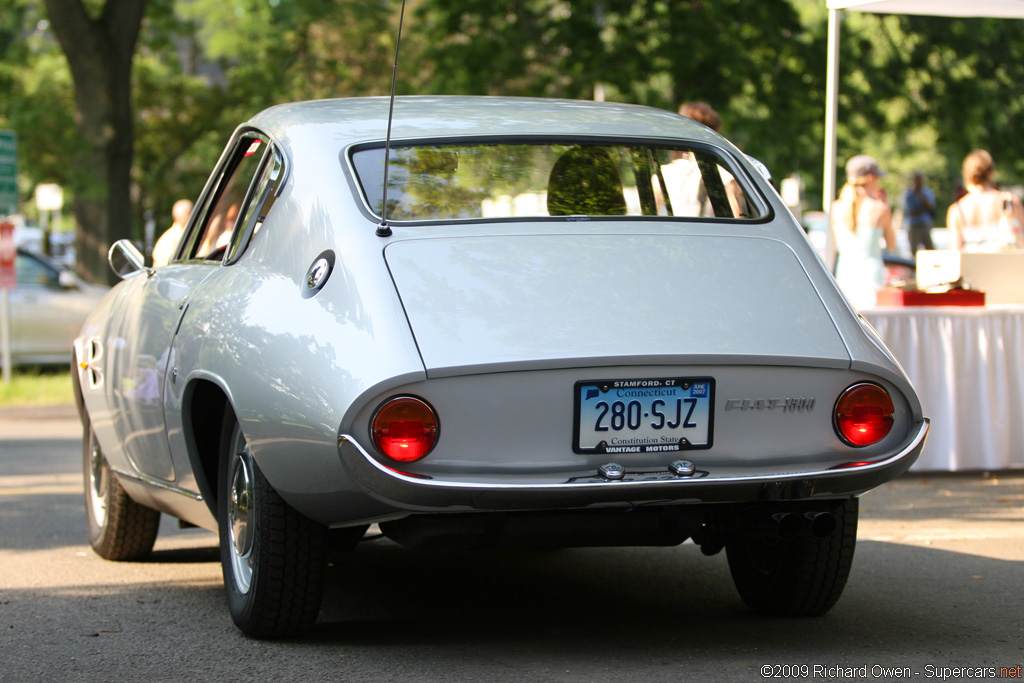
[831,155,897,309]
[946,149,1024,252]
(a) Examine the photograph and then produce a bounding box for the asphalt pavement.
[1,408,1022,682]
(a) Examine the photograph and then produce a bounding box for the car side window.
[184,134,274,263]
[15,252,59,288]
[224,151,282,265]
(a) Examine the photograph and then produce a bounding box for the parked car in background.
[1,248,106,367]
[13,222,78,269]
[74,96,929,638]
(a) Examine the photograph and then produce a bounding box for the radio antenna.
[376,0,407,238]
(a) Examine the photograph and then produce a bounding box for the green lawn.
[0,368,74,407]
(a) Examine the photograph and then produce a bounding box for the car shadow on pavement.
[310,538,1019,663]
[2,535,1019,680]
[147,546,219,564]
[0,490,217,553]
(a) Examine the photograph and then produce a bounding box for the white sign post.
[35,183,63,256]
[34,184,63,211]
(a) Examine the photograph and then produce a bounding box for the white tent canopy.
[828,0,1024,18]
[821,0,1024,264]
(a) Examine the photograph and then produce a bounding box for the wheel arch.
[182,378,232,520]
[70,348,87,425]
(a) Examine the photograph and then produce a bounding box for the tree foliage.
[36,0,148,284]
[1,0,397,280]
[4,0,1024,282]
[0,1,80,203]
[414,1,825,200]
[414,1,1024,214]
[834,11,1024,209]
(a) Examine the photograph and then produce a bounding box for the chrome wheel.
[87,432,110,530]
[227,437,256,595]
[82,417,160,561]
[217,411,330,638]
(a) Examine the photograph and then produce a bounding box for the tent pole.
[823,7,843,271]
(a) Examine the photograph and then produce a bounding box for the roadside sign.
[0,220,14,290]
[0,130,17,217]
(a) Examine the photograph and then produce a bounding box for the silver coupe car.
[73,96,929,638]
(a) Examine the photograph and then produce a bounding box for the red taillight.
[834,383,894,447]
[371,396,439,462]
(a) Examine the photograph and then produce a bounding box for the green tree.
[827,11,1024,217]
[415,0,825,202]
[3,0,398,280]
[0,1,80,220]
[9,0,1024,271]
[41,0,148,284]
[134,0,397,239]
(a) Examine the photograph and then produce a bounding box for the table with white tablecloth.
[862,305,1024,471]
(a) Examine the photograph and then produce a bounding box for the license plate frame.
[572,377,715,455]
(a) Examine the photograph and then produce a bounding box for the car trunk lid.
[384,233,850,377]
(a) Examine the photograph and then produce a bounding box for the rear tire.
[83,417,160,561]
[218,411,328,639]
[725,499,858,616]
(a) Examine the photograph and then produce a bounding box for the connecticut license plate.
[573,377,714,455]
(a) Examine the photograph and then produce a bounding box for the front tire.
[83,417,160,561]
[218,412,328,639]
[725,499,858,616]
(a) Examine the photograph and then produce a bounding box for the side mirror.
[108,239,153,279]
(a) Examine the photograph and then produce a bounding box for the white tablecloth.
[862,305,1024,471]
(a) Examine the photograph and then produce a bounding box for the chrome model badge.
[724,398,815,413]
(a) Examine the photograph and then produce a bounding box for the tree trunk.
[42,0,147,285]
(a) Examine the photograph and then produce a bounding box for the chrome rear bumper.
[337,420,929,512]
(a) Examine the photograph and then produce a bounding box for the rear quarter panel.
[165,150,425,517]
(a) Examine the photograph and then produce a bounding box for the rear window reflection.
[351,142,761,222]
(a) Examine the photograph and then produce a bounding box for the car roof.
[247,96,728,149]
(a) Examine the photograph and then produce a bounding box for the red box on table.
[875,287,985,307]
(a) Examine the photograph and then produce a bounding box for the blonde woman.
[946,149,1024,251]
[831,155,896,308]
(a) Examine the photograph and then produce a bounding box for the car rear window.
[350,142,763,222]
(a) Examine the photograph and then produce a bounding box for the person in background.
[831,154,896,309]
[664,101,749,218]
[902,172,935,253]
[946,149,1024,252]
[678,101,722,132]
[152,198,194,267]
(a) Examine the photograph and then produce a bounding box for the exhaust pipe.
[803,511,837,538]
[735,508,837,540]
[737,508,802,539]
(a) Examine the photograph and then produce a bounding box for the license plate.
[573,377,714,455]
